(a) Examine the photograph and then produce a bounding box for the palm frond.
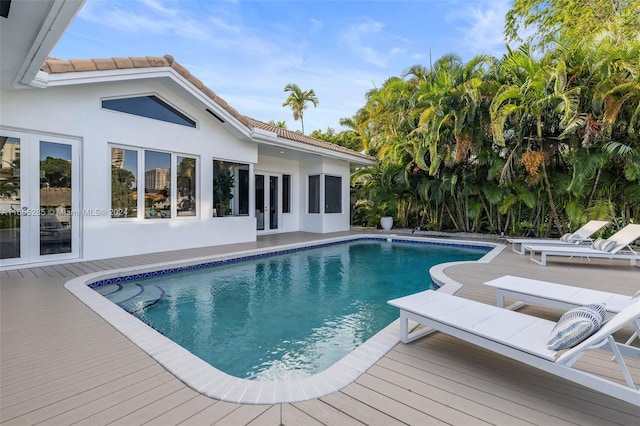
[567,151,602,196]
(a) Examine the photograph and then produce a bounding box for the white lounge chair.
[484,275,639,346]
[524,224,640,266]
[507,220,609,255]
[484,275,636,313]
[388,290,640,406]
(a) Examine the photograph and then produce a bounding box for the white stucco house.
[0,0,375,269]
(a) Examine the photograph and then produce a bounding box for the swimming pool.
[65,235,503,403]
[92,239,488,381]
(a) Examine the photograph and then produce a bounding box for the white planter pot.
[380,216,393,230]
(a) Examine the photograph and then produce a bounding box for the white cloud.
[79,0,210,40]
[446,0,509,57]
[341,18,389,67]
[139,0,177,17]
[210,17,241,34]
[310,18,324,32]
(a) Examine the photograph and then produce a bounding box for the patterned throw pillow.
[547,303,607,350]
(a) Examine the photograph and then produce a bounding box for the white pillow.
[591,238,616,252]
[560,233,573,242]
[547,303,606,350]
[591,238,604,249]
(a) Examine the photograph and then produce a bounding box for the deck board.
[2,230,639,425]
[353,374,495,425]
[142,394,219,426]
[319,391,409,426]
[291,399,366,425]
[175,401,242,426]
[363,364,537,426]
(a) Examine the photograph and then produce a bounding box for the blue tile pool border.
[88,236,492,289]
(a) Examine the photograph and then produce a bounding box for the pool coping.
[64,234,505,404]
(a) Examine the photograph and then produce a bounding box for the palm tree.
[282,83,319,134]
[490,44,581,235]
[267,120,287,128]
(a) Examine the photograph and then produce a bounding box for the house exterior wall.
[1,73,362,267]
[299,156,351,234]
[1,78,257,263]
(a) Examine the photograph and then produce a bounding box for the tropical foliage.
[340,1,640,236]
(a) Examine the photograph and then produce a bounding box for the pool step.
[93,283,121,297]
[105,284,144,305]
[116,284,164,313]
[94,282,165,314]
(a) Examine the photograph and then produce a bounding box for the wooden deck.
[2,230,639,425]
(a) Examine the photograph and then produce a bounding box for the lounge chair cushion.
[560,233,573,242]
[547,303,606,350]
[591,238,616,252]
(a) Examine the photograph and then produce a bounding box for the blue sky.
[51,0,512,133]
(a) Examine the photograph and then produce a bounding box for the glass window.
[255,174,264,230]
[0,136,21,259]
[282,174,291,213]
[308,175,320,214]
[269,176,278,229]
[177,156,197,216]
[102,96,196,128]
[111,147,138,218]
[40,141,72,254]
[237,167,249,215]
[325,175,342,213]
[110,145,201,220]
[145,151,171,219]
[213,160,249,217]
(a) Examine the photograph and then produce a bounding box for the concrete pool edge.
[64,234,505,404]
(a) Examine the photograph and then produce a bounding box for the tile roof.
[247,118,373,161]
[42,55,250,128]
[41,55,375,163]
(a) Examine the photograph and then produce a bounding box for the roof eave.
[251,129,376,167]
[15,0,85,88]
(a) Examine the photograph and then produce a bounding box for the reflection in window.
[282,174,291,213]
[0,136,21,259]
[40,141,72,255]
[325,175,342,213]
[145,151,171,219]
[213,160,249,217]
[237,167,249,215]
[111,147,138,218]
[308,175,320,214]
[177,156,197,216]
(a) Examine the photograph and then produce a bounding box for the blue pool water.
[93,239,488,381]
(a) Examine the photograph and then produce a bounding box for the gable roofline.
[41,55,251,128]
[40,55,376,165]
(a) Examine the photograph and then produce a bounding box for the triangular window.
[102,95,196,128]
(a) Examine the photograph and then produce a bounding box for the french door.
[255,173,279,231]
[0,130,80,267]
